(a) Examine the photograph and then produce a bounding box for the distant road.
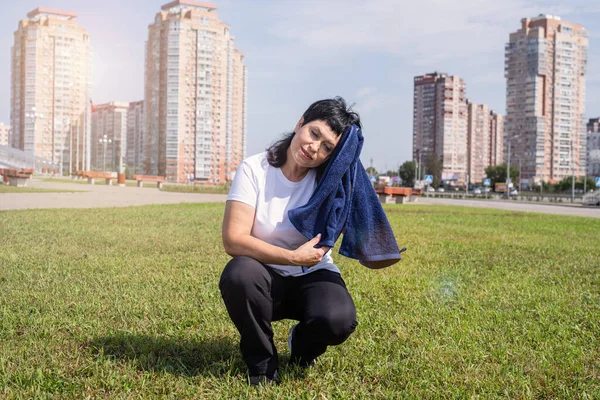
[0,179,227,211]
[2,179,599,219]
[416,197,600,219]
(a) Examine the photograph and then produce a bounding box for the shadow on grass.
[89,333,246,377]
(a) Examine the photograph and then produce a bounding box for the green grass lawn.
[160,183,231,194]
[40,178,227,192]
[0,185,80,193]
[41,178,159,189]
[1,204,598,398]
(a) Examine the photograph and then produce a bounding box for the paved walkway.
[0,178,227,210]
[415,197,600,219]
[2,179,599,218]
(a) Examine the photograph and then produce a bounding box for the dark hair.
[266,96,361,179]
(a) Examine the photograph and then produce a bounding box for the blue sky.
[2,0,600,172]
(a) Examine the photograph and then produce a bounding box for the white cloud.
[264,0,593,66]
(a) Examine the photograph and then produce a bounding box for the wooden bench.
[374,185,416,204]
[133,174,166,189]
[72,170,86,180]
[1,168,34,187]
[83,171,117,185]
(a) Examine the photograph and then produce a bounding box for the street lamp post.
[417,147,429,187]
[99,134,112,172]
[506,136,517,198]
[571,140,575,203]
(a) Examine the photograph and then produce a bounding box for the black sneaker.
[287,324,316,368]
[249,370,278,386]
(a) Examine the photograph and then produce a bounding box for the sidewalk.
[0,178,227,210]
[416,197,600,219]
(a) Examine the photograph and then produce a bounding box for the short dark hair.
[266,96,361,177]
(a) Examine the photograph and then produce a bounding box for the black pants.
[219,256,358,377]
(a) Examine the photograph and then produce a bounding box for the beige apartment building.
[11,8,93,174]
[413,72,468,184]
[0,124,10,147]
[466,101,490,184]
[505,14,588,184]
[465,103,505,185]
[144,0,247,183]
[489,111,504,167]
[91,102,128,172]
[126,101,145,175]
[587,118,600,176]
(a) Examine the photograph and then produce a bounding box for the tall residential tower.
[91,102,128,172]
[11,8,93,173]
[505,14,588,184]
[413,72,468,183]
[144,0,247,183]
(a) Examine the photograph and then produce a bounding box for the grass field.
[0,185,80,193]
[41,178,159,189]
[160,184,231,194]
[1,204,599,398]
[40,178,228,193]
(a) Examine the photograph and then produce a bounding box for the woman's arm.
[222,200,326,267]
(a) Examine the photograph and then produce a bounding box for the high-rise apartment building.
[11,8,92,174]
[587,118,600,134]
[144,0,247,183]
[489,111,504,167]
[466,101,490,184]
[587,118,600,176]
[413,72,468,183]
[0,123,10,147]
[126,101,145,175]
[505,14,588,184]
[91,102,128,172]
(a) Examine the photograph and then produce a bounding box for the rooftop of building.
[531,14,561,22]
[161,0,217,12]
[26,8,77,20]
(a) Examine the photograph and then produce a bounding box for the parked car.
[426,186,435,192]
[483,187,491,193]
[473,188,482,195]
[510,189,518,195]
[582,191,600,206]
[437,187,445,192]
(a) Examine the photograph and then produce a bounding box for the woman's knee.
[219,256,268,293]
[312,309,358,345]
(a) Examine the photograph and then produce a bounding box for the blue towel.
[288,125,405,269]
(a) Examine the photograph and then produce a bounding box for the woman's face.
[289,118,341,169]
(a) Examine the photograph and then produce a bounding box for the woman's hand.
[291,234,329,267]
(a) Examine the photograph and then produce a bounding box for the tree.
[365,166,378,176]
[577,176,596,192]
[398,161,416,187]
[554,177,572,193]
[425,153,442,187]
[484,164,518,188]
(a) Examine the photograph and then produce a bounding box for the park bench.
[84,171,117,185]
[374,185,416,204]
[1,168,34,187]
[72,170,86,180]
[132,174,166,189]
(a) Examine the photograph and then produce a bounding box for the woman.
[220,97,361,385]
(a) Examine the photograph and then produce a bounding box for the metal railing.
[0,145,57,173]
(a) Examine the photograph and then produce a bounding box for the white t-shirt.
[227,152,339,277]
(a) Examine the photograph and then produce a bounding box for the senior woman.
[220,97,362,386]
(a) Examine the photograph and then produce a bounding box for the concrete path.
[2,179,599,219]
[0,178,227,211]
[415,197,600,219]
